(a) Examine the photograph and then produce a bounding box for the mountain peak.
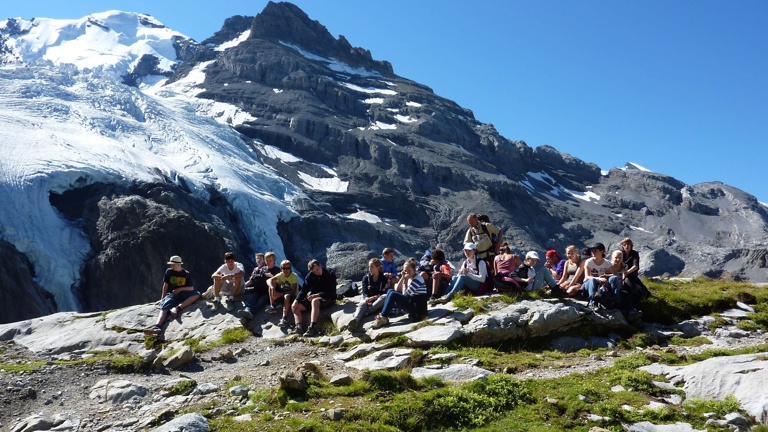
[249,1,393,75]
[0,11,190,82]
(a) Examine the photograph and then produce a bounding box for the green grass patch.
[168,379,197,396]
[669,335,712,346]
[0,360,48,373]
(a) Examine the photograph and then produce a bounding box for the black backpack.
[591,282,619,310]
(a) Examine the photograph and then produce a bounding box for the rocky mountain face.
[0,1,767,322]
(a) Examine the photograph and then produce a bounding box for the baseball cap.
[590,243,606,252]
[463,243,477,251]
[525,251,540,260]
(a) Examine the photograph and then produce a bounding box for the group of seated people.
[144,213,647,335]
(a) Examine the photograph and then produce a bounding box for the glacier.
[0,11,304,310]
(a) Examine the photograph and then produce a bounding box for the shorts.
[160,290,201,310]
[296,297,334,310]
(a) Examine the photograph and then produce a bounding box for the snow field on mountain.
[0,63,301,310]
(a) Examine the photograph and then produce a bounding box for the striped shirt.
[405,274,427,297]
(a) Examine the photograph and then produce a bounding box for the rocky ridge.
[1,293,768,431]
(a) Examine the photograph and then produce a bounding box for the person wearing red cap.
[544,250,566,280]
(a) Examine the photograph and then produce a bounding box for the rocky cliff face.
[2,1,767,322]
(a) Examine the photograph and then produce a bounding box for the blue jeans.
[245,292,269,312]
[444,275,483,299]
[381,290,413,317]
[583,276,623,303]
[527,270,558,291]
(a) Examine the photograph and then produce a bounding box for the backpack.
[475,214,502,255]
[591,281,619,310]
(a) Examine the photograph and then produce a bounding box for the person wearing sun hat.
[144,255,200,335]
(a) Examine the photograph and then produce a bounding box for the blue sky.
[5,1,767,204]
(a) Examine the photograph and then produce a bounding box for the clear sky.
[4,1,767,204]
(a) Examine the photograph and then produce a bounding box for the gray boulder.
[89,379,148,404]
[411,364,493,383]
[152,412,209,432]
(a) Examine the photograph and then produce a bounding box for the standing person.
[238,252,280,322]
[209,252,245,311]
[347,258,390,332]
[265,260,299,327]
[291,259,337,337]
[544,250,566,280]
[510,251,560,292]
[144,256,200,335]
[463,213,502,263]
[578,243,623,309]
[432,243,488,304]
[372,258,428,329]
[558,245,585,297]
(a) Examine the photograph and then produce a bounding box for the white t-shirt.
[215,262,244,276]
[584,258,613,278]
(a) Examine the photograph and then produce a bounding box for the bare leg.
[310,298,322,323]
[292,301,306,327]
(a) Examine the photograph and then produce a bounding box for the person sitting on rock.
[381,247,400,288]
[510,251,560,293]
[620,237,649,311]
[577,243,624,310]
[544,249,566,280]
[493,242,522,292]
[209,252,245,311]
[426,248,454,302]
[372,258,428,329]
[144,255,200,335]
[432,243,488,304]
[265,260,299,323]
[291,259,337,337]
[557,245,585,297]
[347,257,390,332]
[238,252,280,323]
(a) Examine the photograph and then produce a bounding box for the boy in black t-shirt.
[144,255,201,335]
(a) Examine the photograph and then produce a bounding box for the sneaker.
[291,324,305,335]
[303,325,319,337]
[209,297,221,310]
[238,307,253,320]
[264,304,279,314]
[223,297,234,312]
[346,318,358,332]
[143,325,162,335]
[434,296,451,305]
[428,296,438,304]
[278,317,290,328]
[372,315,389,329]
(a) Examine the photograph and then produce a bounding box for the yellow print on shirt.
[169,276,187,287]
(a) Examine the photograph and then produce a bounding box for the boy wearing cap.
[511,251,560,292]
[144,256,200,335]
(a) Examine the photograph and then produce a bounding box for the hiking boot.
[238,307,253,320]
[143,325,162,335]
[278,317,290,328]
[303,325,319,337]
[292,324,305,335]
[433,296,451,305]
[346,318,358,332]
[372,315,389,329]
[428,296,439,305]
